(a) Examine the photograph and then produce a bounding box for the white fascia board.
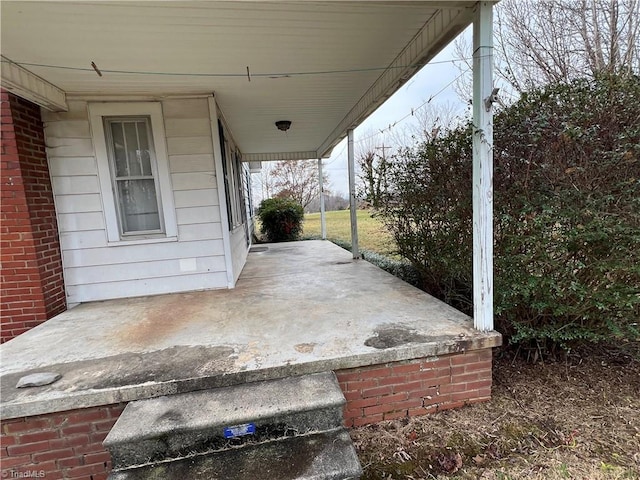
[1,56,67,112]
[242,151,318,162]
[316,6,474,157]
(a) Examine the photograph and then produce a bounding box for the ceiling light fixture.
[275,120,292,132]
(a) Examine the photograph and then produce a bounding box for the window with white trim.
[89,103,177,244]
[104,117,163,235]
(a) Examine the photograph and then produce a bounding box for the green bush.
[376,74,640,349]
[257,197,304,242]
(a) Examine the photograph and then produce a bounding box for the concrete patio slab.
[0,240,501,419]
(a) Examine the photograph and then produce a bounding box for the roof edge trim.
[242,151,318,162]
[1,56,68,112]
[316,6,474,157]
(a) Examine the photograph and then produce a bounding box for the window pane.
[136,121,152,176]
[110,122,128,177]
[106,116,163,237]
[124,122,142,176]
[117,179,161,232]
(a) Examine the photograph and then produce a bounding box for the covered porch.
[1,0,497,331]
[1,1,501,476]
[1,240,501,422]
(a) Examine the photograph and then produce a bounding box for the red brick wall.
[0,404,124,480]
[1,90,66,343]
[0,351,492,478]
[336,348,493,427]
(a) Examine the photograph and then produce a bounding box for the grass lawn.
[303,209,396,256]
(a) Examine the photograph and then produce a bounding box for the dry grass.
[302,210,396,256]
[352,346,640,480]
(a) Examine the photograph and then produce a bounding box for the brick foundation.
[0,349,493,478]
[1,89,66,343]
[0,404,124,480]
[336,348,493,427]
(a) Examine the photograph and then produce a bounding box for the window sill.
[107,236,178,247]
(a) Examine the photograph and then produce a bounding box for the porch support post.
[347,129,360,259]
[318,158,327,240]
[472,1,494,331]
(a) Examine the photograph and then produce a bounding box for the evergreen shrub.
[376,74,640,348]
[257,197,304,242]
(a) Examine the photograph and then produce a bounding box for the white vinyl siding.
[44,97,232,304]
[229,161,253,281]
[176,206,221,225]
[69,273,230,302]
[174,189,219,208]
[215,115,251,282]
[230,226,249,282]
[52,176,100,195]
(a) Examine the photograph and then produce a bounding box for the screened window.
[219,121,246,230]
[104,117,163,235]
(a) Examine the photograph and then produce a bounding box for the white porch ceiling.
[1,1,477,159]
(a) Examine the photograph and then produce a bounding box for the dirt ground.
[352,343,640,480]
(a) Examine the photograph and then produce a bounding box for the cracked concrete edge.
[0,332,501,420]
[107,428,363,480]
[104,372,345,446]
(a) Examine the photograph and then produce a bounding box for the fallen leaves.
[436,452,463,473]
[351,346,640,479]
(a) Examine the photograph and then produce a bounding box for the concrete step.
[108,428,362,480]
[104,372,347,469]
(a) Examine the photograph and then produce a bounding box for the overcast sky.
[324,30,471,195]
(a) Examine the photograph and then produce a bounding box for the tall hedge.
[377,74,640,348]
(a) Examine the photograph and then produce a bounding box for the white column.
[472,2,494,331]
[347,129,360,259]
[318,158,327,240]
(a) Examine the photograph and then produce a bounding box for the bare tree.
[306,192,349,212]
[268,159,329,209]
[256,162,276,200]
[356,102,465,207]
[501,0,639,88]
[455,0,640,97]
[354,128,393,161]
[406,100,464,141]
[354,129,391,208]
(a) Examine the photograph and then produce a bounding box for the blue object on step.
[223,423,256,438]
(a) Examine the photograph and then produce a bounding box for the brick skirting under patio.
[0,348,493,479]
[0,404,124,480]
[336,348,493,427]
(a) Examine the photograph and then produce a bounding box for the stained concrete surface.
[105,372,345,469]
[108,429,362,480]
[0,240,501,419]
